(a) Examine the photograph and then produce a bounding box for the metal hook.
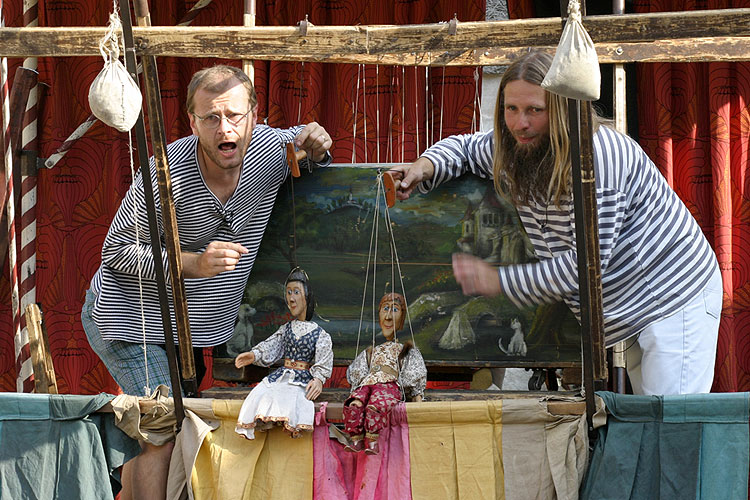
[448,13,458,35]
[298,14,309,36]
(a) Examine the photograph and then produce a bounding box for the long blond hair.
[492,51,572,207]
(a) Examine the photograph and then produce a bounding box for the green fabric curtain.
[0,393,141,500]
[582,391,749,500]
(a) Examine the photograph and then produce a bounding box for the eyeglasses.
[192,110,251,129]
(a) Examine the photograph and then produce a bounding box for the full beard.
[499,126,555,205]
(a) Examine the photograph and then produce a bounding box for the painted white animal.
[226,304,256,357]
[499,318,527,356]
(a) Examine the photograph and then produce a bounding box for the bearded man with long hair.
[390,51,721,396]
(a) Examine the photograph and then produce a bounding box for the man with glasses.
[81,65,332,500]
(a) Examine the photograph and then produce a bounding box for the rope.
[354,173,417,356]
[414,66,420,157]
[128,129,150,395]
[106,0,150,394]
[439,66,445,140]
[401,66,405,162]
[354,176,382,357]
[380,176,416,344]
[375,65,380,163]
[352,64,361,163]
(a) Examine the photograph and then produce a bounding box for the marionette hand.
[305,378,323,400]
[235,351,256,368]
[183,241,248,278]
[412,394,423,402]
[452,253,502,297]
[388,157,435,200]
[295,122,332,163]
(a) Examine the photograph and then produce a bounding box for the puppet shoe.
[364,436,379,455]
[344,435,364,453]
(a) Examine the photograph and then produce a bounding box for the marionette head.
[378,292,405,340]
[285,267,315,321]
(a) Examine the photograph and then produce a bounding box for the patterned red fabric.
[0,0,484,394]
[634,0,750,393]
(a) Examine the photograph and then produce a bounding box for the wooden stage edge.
[98,388,586,420]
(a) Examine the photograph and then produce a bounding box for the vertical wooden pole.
[563,0,607,430]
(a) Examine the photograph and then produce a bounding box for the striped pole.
[2,0,31,393]
[177,0,213,26]
[43,0,215,170]
[18,0,39,393]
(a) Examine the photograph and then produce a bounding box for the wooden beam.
[0,9,749,63]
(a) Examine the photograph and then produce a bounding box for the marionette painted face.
[379,293,405,341]
[286,281,307,321]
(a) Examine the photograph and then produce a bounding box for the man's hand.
[387,157,435,201]
[295,122,332,163]
[182,241,248,278]
[305,378,323,400]
[235,351,255,368]
[452,253,503,297]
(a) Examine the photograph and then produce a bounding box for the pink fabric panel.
[313,402,412,500]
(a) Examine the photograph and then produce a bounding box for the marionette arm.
[399,347,427,401]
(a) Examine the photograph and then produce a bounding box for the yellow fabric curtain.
[191,400,313,500]
[407,398,588,500]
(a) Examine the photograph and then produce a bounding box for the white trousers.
[625,266,722,395]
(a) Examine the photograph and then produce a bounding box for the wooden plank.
[25,303,58,394]
[200,386,585,415]
[97,394,585,418]
[0,9,749,62]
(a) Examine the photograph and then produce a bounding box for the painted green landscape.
[221,167,581,366]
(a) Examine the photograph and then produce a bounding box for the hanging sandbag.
[88,11,142,132]
[541,0,601,101]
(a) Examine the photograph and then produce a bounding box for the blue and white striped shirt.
[91,125,325,346]
[421,127,719,346]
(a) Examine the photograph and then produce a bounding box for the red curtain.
[634,0,750,392]
[0,0,484,394]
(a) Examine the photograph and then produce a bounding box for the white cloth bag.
[88,12,142,132]
[541,0,600,101]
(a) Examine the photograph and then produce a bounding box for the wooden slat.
[0,9,749,63]
[25,304,58,394]
[98,395,585,418]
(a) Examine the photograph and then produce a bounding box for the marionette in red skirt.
[343,292,427,454]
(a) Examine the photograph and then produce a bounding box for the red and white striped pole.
[1,0,31,393]
[18,0,39,393]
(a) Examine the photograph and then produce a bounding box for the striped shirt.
[421,127,718,346]
[91,125,327,347]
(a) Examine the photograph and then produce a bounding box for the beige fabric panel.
[407,398,588,500]
[191,399,313,500]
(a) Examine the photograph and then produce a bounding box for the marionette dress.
[235,320,333,439]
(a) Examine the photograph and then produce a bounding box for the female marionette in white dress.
[234,267,333,439]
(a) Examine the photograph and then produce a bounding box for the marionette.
[343,292,427,454]
[235,267,333,439]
